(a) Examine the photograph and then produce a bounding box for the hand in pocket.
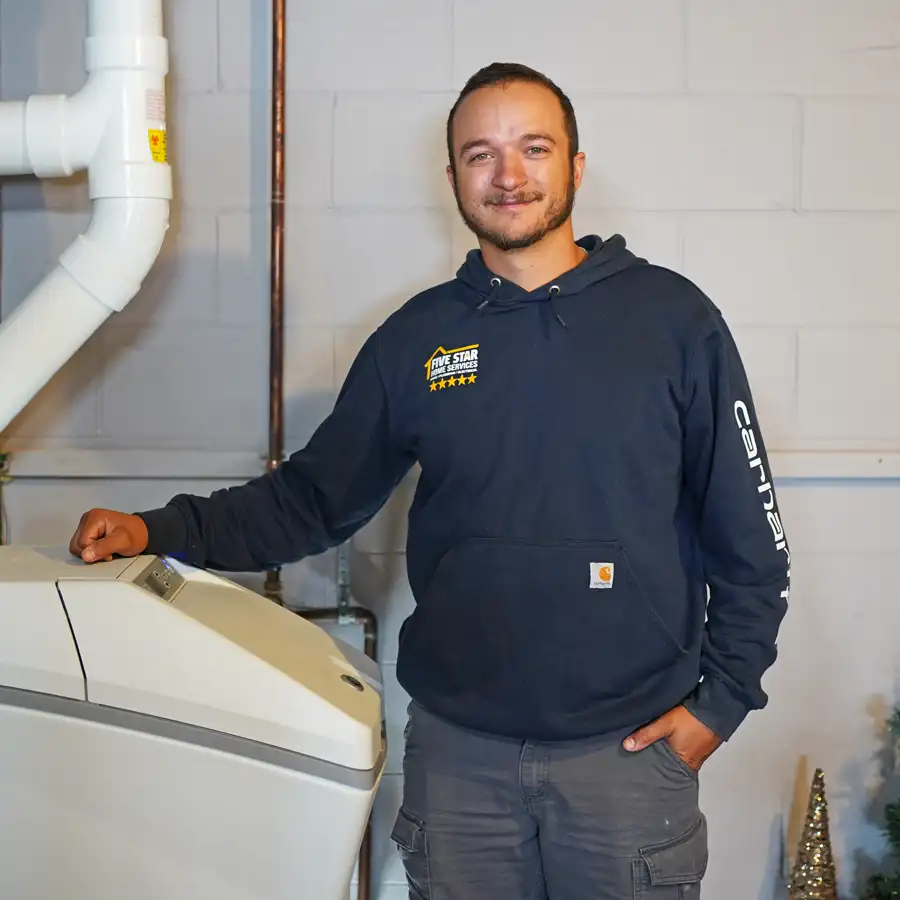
[622,705,722,772]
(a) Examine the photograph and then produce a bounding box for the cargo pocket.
[391,807,431,899]
[632,813,707,899]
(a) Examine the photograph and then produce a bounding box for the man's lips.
[487,198,539,211]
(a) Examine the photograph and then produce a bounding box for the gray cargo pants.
[390,700,707,900]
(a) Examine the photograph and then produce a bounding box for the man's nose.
[492,152,526,191]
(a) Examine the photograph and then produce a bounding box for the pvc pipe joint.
[0,0,173,434]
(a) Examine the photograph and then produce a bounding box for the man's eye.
[526,146,548,155]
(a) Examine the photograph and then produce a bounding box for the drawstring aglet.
[548,285,568,328]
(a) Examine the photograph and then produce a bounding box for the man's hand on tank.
[69,508,149,563]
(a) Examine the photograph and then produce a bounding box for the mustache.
[483,191,544,206]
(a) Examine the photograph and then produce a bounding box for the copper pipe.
[265,2,374,894]
[265,0,287,605]
[293,606,377,900]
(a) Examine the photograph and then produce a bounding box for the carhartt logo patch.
[425,343,479,392]
[589,563,614,589]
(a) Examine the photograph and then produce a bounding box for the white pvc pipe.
[0,272,112,424]
[0,199,169,429]
[88,0,164,37]
[0,103,29,174]
[0,0,171,436]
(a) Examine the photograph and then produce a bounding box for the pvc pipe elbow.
[0,198,170,438]
[60,198,170,314]
[0,0,172,437]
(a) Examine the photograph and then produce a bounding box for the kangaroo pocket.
[401,536,688,722]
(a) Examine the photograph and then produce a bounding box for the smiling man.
[69,63,790,899]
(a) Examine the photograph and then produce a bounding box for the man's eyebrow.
[520,132,557,145]
[459,138,490,157]
[459,133,558,157]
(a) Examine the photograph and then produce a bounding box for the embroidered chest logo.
[425,344,479,392]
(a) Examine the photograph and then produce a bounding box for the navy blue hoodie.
[138,234,790,744]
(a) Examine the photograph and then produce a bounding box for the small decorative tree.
[862,708,900,900]
[789,768,838,900]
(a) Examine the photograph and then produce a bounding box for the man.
[70,63,790,899]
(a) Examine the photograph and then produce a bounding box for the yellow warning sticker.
[148,129,167,163]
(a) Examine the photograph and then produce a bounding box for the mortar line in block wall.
[793,97,805,211]
[7,449,900,481]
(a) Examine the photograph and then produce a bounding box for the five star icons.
[429,373,477,392]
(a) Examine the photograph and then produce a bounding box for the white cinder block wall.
[3,2,900,898]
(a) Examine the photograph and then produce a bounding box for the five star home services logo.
[425,343,479,393]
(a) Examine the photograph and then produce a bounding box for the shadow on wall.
[347,466,419,582]
[765,811,788,900]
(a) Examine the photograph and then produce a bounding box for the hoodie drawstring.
[476,277,567,329]
[477,276,502,311]
[548,285,566,328]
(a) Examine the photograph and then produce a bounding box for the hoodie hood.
[455,233,646,326]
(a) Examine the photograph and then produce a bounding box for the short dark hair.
[446,62,579,168]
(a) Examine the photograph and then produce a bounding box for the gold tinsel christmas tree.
[788,768,838,900]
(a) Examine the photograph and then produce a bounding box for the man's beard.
[454,167,576,252]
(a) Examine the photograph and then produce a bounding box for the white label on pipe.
[145,89,166,123]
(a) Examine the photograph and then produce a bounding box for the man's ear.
[446,164,455,190]
[573,152,586,192]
